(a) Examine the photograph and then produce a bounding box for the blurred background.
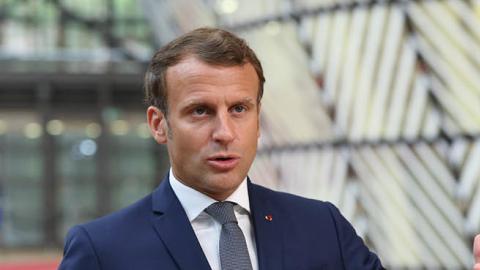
[1,0,480,269]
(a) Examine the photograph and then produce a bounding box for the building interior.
[1,0,480,269]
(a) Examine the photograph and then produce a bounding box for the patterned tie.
[205,201,253,270]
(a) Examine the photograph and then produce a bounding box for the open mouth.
[214,157,233,161]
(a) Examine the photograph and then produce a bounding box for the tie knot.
[205,201,237,225]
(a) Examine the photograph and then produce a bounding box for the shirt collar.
[169,168,251,222]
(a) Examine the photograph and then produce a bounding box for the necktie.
[205,201,253,270]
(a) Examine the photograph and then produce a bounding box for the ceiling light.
[216,0,239,15]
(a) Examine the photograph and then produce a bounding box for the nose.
[212,111,235,144]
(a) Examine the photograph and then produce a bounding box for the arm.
[474,235,480,270]
[326,203,385,270]
[58,225,102,270]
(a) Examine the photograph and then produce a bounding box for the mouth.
[206,154,240,171]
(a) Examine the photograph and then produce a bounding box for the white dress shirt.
[169,169,259,270]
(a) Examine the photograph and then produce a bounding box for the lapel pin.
[264,214,273,222]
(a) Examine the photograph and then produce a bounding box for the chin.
[212,177,243,188]
[205,175,244,194]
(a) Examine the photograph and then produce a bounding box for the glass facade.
[1,0,480,269]
[0,108,168,247]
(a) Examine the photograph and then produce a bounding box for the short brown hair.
[144,27,265,114]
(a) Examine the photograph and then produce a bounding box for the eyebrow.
[182,97,257,109]
[179,100,214,114]
[236,97,256,107]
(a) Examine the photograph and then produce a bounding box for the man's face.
[147,56,260,201]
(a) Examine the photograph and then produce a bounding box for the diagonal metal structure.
[226,0,480,268]
[1,0,478,268]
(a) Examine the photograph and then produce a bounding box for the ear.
[147,106,168,144]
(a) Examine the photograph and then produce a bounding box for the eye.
[232,105,246,113]
[193,107,208,115]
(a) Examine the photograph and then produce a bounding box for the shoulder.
[249,181,334,208]
[249,182,385,269]
[59,193,155,268]
[62,192,154,252]
[249,181,337,217]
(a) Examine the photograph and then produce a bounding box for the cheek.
[174,126,210,153]
[241,130,258,154]
[245,120,260,141]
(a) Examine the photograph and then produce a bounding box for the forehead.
[168,56,256,79]
[165,56,259,97]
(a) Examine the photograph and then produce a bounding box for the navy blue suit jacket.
[59,176,384,269]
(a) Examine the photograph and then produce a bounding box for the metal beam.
[38,82,58,246]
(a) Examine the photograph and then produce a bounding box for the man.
[58,27,386,269]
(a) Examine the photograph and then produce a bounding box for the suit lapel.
[248,180,283,270]
[150,177,211,270]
